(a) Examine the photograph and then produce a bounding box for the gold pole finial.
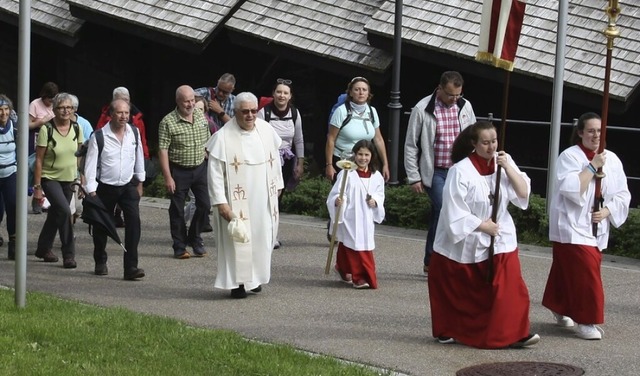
[603,0,621,49]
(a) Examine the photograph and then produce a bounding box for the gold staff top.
[603,0,621,49]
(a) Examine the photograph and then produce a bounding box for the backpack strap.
[290,104,298,124]
[264,103,299,125]
[93,124,139,180]
[340,101,352,129]
[264,103,272,123]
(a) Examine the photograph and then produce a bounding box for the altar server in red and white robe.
[542,112,630,340]
[327,139,385,289]
[428,121,539,349]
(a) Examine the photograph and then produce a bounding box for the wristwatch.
[33,184,42,190]
[217,111,226,119]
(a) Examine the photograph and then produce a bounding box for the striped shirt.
[433,99,461,168]
[158,108,210,168]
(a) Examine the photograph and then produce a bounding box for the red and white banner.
[476,0,527,71]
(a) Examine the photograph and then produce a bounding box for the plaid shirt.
[433,99,461,168]
[194,86,236,129]
[158,108,210,167]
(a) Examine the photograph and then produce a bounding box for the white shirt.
[84,122,145,193]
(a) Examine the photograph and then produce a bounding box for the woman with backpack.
[325,76,389,182]
[257,79,304,249]
[0,94,18,260]
[32,92,84,268]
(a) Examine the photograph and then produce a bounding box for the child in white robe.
[327,140,385,289]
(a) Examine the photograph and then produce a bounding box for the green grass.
[0,290,388,376]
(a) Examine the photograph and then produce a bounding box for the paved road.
[2,197,640,375]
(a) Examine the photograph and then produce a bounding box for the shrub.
[146,172,640,260]
[280,176,331,218]
[608,207,640,257]
[383,184,431,230]
[143,173,170,199]
[508,194,550,246]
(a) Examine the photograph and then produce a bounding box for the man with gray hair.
[206,92,283,299]
[195,73,236,129]
[96,86,149,160]
[96,86,150,227]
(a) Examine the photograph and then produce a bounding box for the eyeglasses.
[240,109,258,115]
[277,78,292,85]
[441,89,463,100]
[55,106,74,112]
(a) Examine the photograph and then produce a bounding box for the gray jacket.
[404,92,476,188]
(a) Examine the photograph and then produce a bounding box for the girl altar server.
[428,121,539,348]
[327,140,385,289]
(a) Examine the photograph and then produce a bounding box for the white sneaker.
[553,312,575,327]
[353,280,370,289]
[576,324,604,340]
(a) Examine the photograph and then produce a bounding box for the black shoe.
[124,268,145,280]
[35,249,59,263]
[63,258,77,269]
[191,242,207,257]
[231,285,247,299]
[8,240,15,260]
[250,285,262,293]
[8,236,15,259]
[95,264,109,276]
[174,250,191,259]
[202,223,213,233]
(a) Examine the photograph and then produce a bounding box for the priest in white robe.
[206,92,283,299]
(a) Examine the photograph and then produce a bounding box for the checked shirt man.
[158,85,211,259]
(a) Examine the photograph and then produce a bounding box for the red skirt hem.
[542,242,604,324]
[428,250,531,349]
[336,243,378,289]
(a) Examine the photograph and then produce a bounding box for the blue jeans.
[424,168,448,266]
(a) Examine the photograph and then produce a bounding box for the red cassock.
[542,242,605,325]
[428,249,530,349]
[336,243,378,289]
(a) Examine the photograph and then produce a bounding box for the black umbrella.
[72,183,126,252]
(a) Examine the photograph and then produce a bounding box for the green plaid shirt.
[158,108,210,167]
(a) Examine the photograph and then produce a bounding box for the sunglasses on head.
[277,78,292,85]
[350,76,369,84]
[240,109,258,115]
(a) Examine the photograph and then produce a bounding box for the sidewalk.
[2,197,640,375]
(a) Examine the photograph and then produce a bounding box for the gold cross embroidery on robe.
[230,155,243,174]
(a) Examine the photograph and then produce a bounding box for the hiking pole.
[324,158,356,275]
